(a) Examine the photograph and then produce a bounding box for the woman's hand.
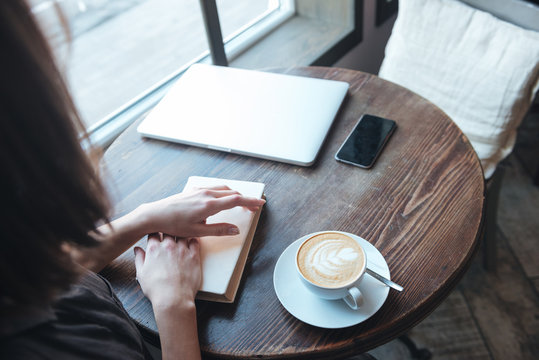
[134,233,202,360]
[139,186,265,238]
[73,186,264,273]
[134,233,201,308]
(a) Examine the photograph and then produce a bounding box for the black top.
[0,271,152,359]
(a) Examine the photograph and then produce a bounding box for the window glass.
[32,0,208,129]
[217,0,279,41]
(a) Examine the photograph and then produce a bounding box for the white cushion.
[379,0,539,178]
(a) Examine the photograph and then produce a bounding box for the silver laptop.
[137,64,349,166]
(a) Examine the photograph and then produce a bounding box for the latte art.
[297,233,365,288]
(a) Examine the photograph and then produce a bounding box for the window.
[31,0,361,147]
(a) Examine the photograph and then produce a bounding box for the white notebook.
[183,176,265,303]
[137,64,349,166]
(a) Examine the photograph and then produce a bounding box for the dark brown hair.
[0,0,109,310]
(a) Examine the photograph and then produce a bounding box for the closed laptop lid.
[137,64,349,166]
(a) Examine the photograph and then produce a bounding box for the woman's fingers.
[245,205,264,212]
[188,237,199,252]
[192,185,232,192]
[207,195,265,213]
[200,189,241,198]
[190,222,239,237]
[203,185,232,191]
[162,233,176,245]
[134,246,146,273]
[147,232,162,242]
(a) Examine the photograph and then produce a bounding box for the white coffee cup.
[295,232,367,310]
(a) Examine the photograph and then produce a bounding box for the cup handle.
[343,287,363,310]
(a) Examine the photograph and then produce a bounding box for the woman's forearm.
[153,300,201,360]
[71,204,152,272]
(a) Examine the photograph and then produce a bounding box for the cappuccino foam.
[297,233,365,288]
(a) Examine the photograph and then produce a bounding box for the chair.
[378,0,539,271]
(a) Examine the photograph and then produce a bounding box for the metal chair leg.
[398,335,432,360]
[483,164,505,272]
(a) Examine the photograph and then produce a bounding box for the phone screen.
[335,114,396,168]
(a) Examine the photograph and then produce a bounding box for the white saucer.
[273,231,390,328]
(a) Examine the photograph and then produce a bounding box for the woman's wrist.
[152,296,197,317]
[133,202,158,236]
[152,296,200,360]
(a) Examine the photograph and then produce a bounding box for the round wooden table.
[101,67,484,359]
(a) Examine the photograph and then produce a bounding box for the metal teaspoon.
[365,268,404,292]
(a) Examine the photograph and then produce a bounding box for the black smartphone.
[335,114,396,168]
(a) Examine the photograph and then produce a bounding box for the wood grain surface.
[100,67,485,359]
